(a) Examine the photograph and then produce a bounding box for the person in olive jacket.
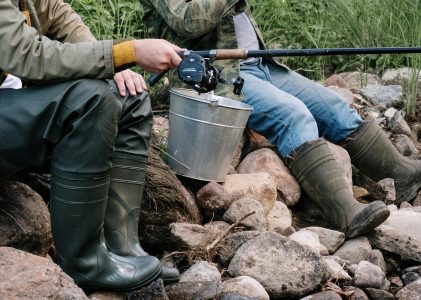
[0,0,182,292]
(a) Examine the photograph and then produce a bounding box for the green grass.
[67,0,420,116]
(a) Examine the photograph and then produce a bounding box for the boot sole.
[346,206,390,238]
[80,264,162,293]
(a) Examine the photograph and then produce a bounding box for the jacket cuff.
[102,40,115,77]
[112,40,137,72]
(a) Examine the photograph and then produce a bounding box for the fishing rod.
[147,46,421,93]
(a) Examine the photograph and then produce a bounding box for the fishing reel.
[177,53,244,95]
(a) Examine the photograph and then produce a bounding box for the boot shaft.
[345,117,421,202]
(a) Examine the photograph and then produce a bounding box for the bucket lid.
[170,88,253,111]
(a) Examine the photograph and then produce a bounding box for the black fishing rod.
[147,46,421,92]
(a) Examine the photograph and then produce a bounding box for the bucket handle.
[152,145,191,170]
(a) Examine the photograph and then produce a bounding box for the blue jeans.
[240,59,362,157]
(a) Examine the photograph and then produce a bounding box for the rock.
[323,257,352,281]
[364,288,394,300]
[402,272,421,286]
[400,201,413,209]
[389,276,404,288]
[223,198,266,231]
[306,227,345,254]
[196,181,232,215]
[338,72,381,91]
[265,201,294,236]
[215,293,259,300]
[333,237,372,264]
[353,261,385,289]
[219,276,269,300]
[289,229,329,255]
[126,279,168,300]
[367,210,421,262]
[389,112,412,136]
[361,84,403,107]
[0,180,52,256]
[390,134,419,158]
[325,74,349,88]
[221,173,277,214]
[170,222,227,250]
[165,281,221,300]
[368,249,387,273]
[236,148,300,206]
[89,291,126,300]
[228,232,329,299]
[342,286,369,300]
[395,279,421,300]
[180,261,221,283]
[216,231,263,266]
[381,67,421,92]
[403,265,421,276]
[0,247,88,299]
[300,291,342,300]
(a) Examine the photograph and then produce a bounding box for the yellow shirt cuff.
[112,41,136,69]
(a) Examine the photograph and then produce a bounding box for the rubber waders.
[344,117,421,203]
[104,152,180,285]
[286,139,390,238]
[50,169,162,292]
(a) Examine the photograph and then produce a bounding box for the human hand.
[113,69,147,97]
[133,39,182,73]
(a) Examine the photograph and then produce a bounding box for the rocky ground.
[0,68,420,300]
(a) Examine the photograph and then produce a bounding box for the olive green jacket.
[140,0,271,99]
[0,0,114,83]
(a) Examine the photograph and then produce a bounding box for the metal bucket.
[167,88,253,182]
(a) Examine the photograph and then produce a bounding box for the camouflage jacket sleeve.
[0,0,113,82]
[33,0,96,43]
[146,0,242,38]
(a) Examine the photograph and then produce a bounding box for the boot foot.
[161,266,180,285]
[346,201,390,238]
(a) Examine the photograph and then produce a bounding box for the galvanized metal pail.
[167,88,253,182]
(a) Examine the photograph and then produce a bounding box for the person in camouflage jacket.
[141,0,421,239]
[0,0,182,292]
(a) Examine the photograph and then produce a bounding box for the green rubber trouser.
[0,78,152,175]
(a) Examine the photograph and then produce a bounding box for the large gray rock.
[228,232,329,299]
[367,210,421,262]
[0,247,88,299]
[0,180,52,256]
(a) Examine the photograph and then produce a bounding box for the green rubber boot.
[50,169,162,292]
[344,117,421,203]
[104,152,180,285]
[286,139,390,238]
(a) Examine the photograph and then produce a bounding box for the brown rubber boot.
[104,152,180,284]
[286,139,390,238]
[344,117,420,203]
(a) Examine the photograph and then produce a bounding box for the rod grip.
[215,49,248,60]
